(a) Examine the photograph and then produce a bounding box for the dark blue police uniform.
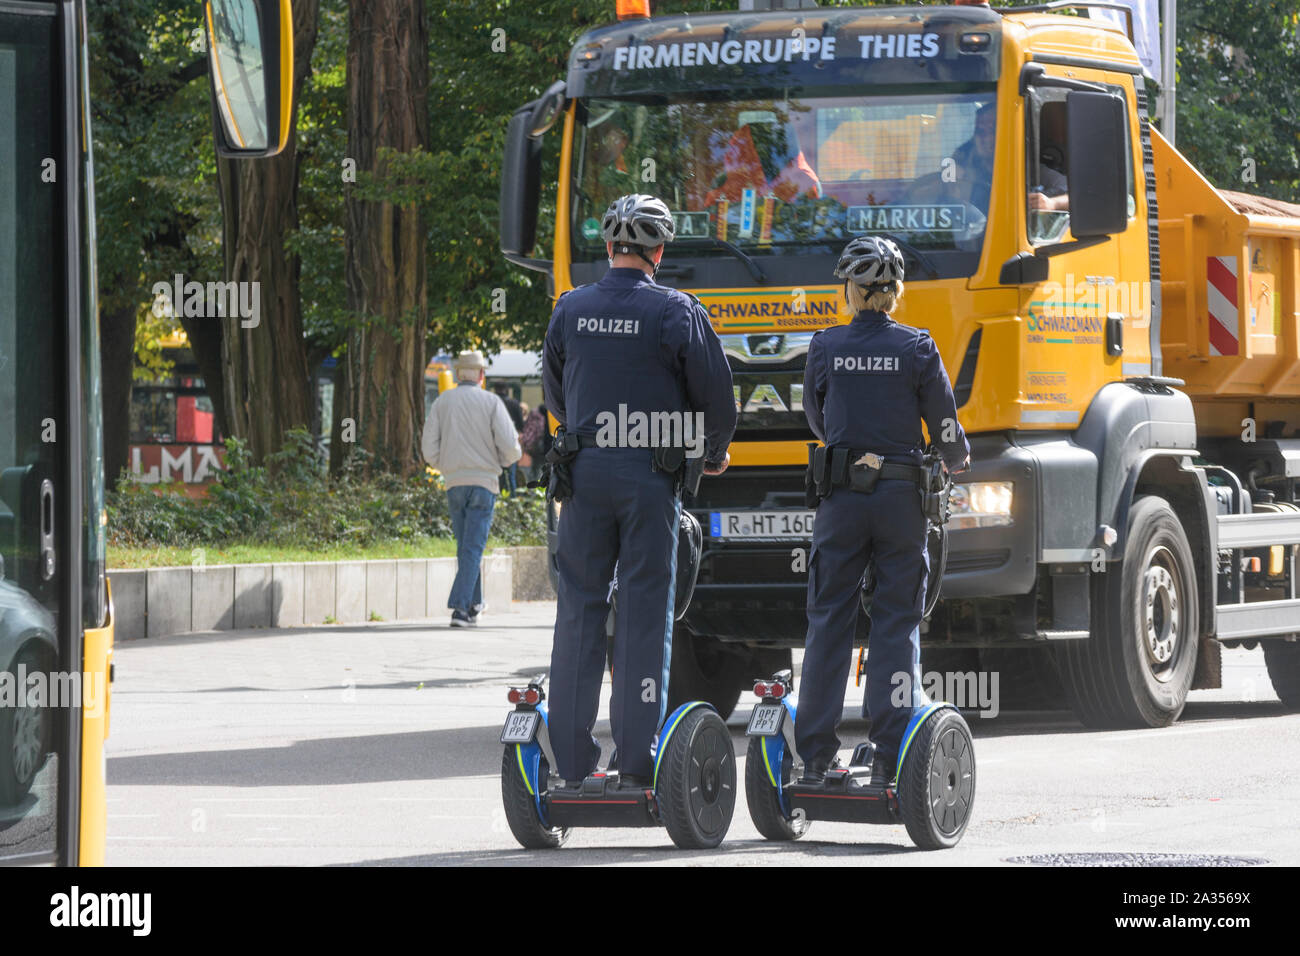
[798,308,969,771]
[542,267,736,781]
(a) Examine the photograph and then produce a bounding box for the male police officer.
[798,236,970,788]
[543,194,737,788]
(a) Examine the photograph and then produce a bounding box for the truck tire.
[1058,495,1199,728]
[667,629,744,720]
[1263,639,1300,711]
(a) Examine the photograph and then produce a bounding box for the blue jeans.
[447,484,496,613]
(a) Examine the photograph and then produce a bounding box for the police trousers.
[796,478,929,768]
[548,448,680,780]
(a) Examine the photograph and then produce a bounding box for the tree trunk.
[99,301,136,489]
[212,0,321,462]
[342,0,429,476]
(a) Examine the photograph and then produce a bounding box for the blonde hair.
[846,279,903,314]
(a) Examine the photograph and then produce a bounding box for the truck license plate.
[500,710,539,744]
[710,510,815,539]
[747,702,785,737]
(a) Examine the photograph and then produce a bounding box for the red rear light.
[754,682,768,697]
[524,688,540,705]
[507,688,522,704]
[770,683,786,699]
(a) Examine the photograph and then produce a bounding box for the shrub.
[107,428,545,550]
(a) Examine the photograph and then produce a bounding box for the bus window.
[0,7,64,862]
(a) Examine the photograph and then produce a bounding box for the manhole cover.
[1006,852,1268,867]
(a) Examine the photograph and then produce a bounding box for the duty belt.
[549,430,704,498]
[804,444,923,504]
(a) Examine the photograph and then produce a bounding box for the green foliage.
[107,428,547,549]
[1173,0,1300,201]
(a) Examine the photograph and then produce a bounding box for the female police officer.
[542,194,736,789]
[797,236,970,787]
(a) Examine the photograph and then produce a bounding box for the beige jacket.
[422,383,521,492]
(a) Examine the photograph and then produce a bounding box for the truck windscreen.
[571,90,996,278]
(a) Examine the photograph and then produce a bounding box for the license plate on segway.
[747,702,785,736]
[500,710,540,744]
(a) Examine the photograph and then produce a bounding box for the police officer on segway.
[542,193,737,790]
[798,236,970,789]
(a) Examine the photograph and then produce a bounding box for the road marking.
[222,813,341,819]
[108,813,160,819]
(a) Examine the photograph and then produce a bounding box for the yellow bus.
[0,0,290,866]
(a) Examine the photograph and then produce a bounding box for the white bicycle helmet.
[601,194,677,250]
[834,235,905,287]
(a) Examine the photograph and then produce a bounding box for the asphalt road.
[105,602,1300,866]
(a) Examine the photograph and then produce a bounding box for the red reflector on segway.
[524,688,540,705]
[507,688,522,704]
[770,683,786,699]
[754,682,768,697]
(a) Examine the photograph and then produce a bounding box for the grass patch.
[106,536,515,569]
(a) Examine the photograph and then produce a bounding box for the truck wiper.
[671,237,768,284]
[877,233,940,281]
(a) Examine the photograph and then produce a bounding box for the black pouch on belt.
[653,444,686,476]
[813,445,830,500]
[830,447,850,488]
[804,442,820,508]
[848,454,883,494]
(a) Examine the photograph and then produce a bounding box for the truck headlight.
[948,481,1014,529]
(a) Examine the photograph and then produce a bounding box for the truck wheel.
[667,629,743,719]
[1263,639,1300,711]
[1058,496,1199,728]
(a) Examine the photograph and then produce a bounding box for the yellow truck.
[500,1,1300,727]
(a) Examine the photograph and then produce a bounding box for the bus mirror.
[529,81,567,138]
[500,102,543,259]
[204,0,293,158]
[1065,90,1128,238]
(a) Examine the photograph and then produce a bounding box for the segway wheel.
[744,736,807,841]
[500,746,568,849]
[656,707,736,849]
[898,708,975,850]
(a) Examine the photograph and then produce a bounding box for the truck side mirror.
[500,104,543,258]
[1066,90,1129,238]
[204,0,294,158]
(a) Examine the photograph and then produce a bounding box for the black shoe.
[870,752,897,787]
[562,780,584,790]
[450,609,475,628]
[618,773,650,789]
[799,757,839,786]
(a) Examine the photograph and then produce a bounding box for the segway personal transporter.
[743,449,976,850]
[499,475,736,850]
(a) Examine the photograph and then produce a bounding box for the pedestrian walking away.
[422,350,522,627]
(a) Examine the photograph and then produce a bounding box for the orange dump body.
[1155,129,1300,435]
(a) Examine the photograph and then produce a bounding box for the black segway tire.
[898,709,975,850]
[656,707,736,849]
[500,746,568,849]
[744,736,806,841]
